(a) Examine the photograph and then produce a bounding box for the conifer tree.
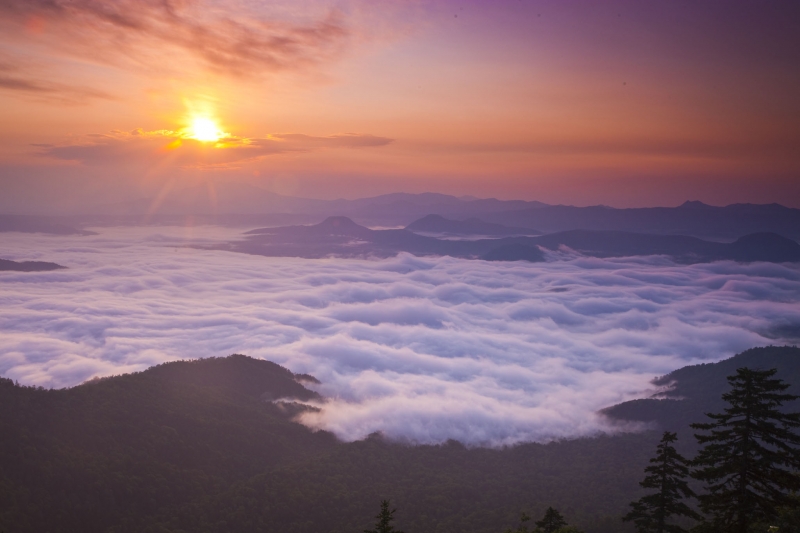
[364,499,404,533]
[767,493,800,533]
[535,507,567,533]
[691,367,800,533]
[622,431,700,533]
[504,512,532,533]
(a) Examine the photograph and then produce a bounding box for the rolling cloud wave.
[1,227,799,445]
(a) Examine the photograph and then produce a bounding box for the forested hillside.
[1,347,798,533]
[603,345,800,435]
[0,355,337,532]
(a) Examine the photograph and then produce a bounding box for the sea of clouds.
[1,227,799,446]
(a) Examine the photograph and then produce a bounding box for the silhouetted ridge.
[0,354,336,533]
[728,232,800,262]
[0,258,66,272]
[139,354,322,402]
[678,200,714,209]
[405,214,448,229]
[602,346,800,431]
[480,202,800,240]
[294,373,322,384]
[245,216,374,240]
[534,230,712,257]
[22,192,798,239]
[482,244,545,262]
[232,225,800,263]
[5,348,799,532]
[725,202,792,213]
[315,216,372,236]
[406,214,540,236]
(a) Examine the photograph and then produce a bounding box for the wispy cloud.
[38,128,394,169]
[406,138,800,161]
[0,57,114,103]
[0,0,353,83]
[266,133,397,149]
[2,228,798,445]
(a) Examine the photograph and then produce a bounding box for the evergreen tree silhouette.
[691,367,800,533]
[364,499,404,533]
[504,512,532,533]
[535,507,567,533]
[622,431,700,533]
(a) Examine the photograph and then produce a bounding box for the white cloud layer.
[2,227,799,446]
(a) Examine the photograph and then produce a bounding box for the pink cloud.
[0,55,114,102]
[0,0,352,79]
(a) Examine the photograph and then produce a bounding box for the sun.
[187,117,223,142]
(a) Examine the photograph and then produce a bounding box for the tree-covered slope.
[602,345,800,432]
[0,354,652,533]
[169,434,651,533]
[0,355,337,533]
[2,348,798,533]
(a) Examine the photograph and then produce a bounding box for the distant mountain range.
[83,184,547,226]
[86,184,800,240]
[406,214,541,237]
[223,216,800,264]
[3,184,798,242]
[479,201,800,241]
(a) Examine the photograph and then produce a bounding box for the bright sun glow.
[187,117,223,142]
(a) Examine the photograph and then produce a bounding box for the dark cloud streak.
[267,133,395,148]
[37,129,394,168]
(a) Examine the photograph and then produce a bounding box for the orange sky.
[1,0,799,210]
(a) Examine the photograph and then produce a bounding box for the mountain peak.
[405,214,447,227]
[405,214,539,236]
[729,232,800,262]
[136,354,322,402]
[317,216,364,229]
[678,200,713,209]
[310,216,374,239]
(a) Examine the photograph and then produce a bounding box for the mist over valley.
[2,213,799,446]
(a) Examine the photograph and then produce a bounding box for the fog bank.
[1,227,798,445]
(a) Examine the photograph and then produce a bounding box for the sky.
[1,0,799,208]
[2,227,799,445]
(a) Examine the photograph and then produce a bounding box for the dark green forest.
[1,347,799,533]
